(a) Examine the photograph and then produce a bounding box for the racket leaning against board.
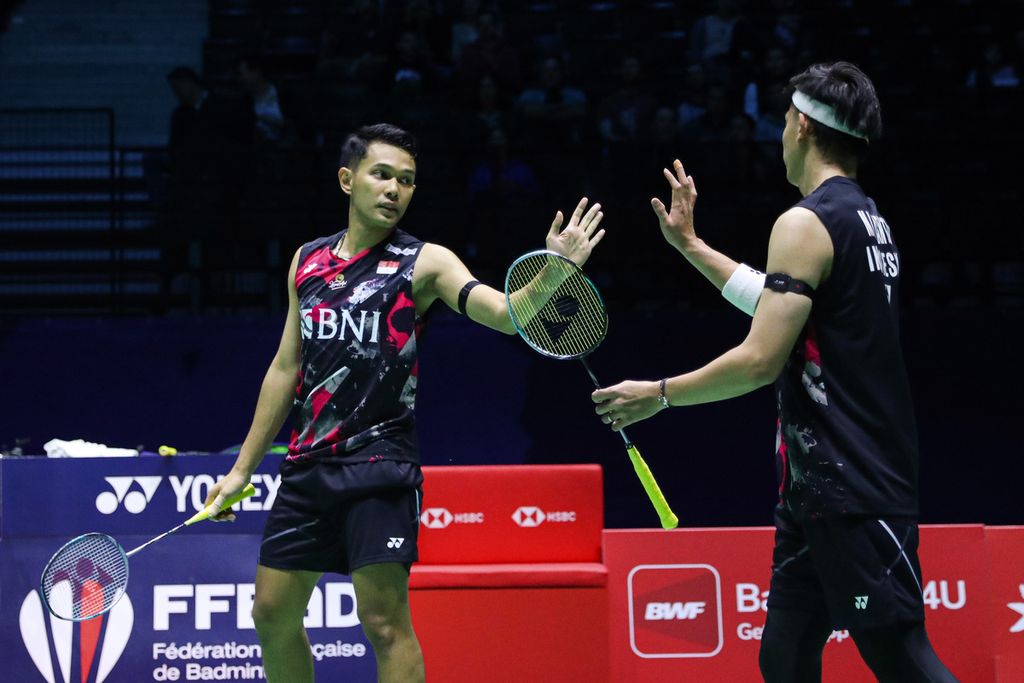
[39,483,257,622]
[505,249,678,529]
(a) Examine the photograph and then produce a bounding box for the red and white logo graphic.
[20,589,133,682]
[628,564,723,658]
[421,507,454,529]
[1009,583,1024,633]
[377,260,400,275]
[512,506,545,527]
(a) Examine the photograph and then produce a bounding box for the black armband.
[458,279,481,314]
[765,273,815,299]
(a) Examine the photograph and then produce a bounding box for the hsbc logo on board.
[512,506,577,527]
[628,564,724,659]
[420,507,484,529]
[20,589,134,682]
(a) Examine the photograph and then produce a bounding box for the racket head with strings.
[504,250,609,360]
[40,532,129,621]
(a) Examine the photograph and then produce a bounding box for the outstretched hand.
[651,159,698,252]
[546,197,606,267]
[592,380,663,431]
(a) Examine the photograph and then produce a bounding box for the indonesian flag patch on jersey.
[377,260,400,274]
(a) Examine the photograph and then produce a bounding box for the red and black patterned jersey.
[287,228,425,465]
[776,176,918,520]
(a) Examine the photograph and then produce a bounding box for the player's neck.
[337,220,394,260]
[798,152,855,197]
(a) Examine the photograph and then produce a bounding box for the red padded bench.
[409,464,609,683]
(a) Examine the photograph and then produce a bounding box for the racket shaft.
[126,483,256,557]
[581,358,678,528]
[626,444,679,529]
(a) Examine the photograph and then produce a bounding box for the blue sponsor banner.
[0,455,377,682]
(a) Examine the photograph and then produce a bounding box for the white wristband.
[722,264,765,317]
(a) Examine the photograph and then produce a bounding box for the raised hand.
[651,159,699,252]
[546,196,606,267]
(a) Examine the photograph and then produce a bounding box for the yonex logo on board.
[20,589,134,683]
[95,476,162,514]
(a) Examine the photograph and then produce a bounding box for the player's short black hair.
[166,66,201,85]
[338,124,419,169]
[786,61,882,164]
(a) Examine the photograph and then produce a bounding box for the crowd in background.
[157,0,1024,310]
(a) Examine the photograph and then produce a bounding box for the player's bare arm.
[206,248,304,517]
[592,207,833,430]
[412,196,605,333]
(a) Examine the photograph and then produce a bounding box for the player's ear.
[338,167,353,195]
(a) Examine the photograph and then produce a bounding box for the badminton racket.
[505,250,678,529]
[40,482,257,621]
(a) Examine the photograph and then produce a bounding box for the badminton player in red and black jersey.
[593,63,958,681]
[204,123,605,683]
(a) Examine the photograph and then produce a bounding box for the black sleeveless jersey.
[287,228,425,465]
[775,176,918,519]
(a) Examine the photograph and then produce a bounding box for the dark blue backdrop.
[1,306,1021,528]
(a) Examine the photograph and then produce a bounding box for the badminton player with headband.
[201,124,605,683]
[592,62,958,682]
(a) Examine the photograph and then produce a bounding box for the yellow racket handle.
[626,445,679,529]
[185,483,256,526]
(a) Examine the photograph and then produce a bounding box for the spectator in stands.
[450,0,482,63]
[237,55,290,145]
[455,10,522,103]
[597,55,657,148]
[965,38,1021,89]
[317,0,385,81]
[679,83,738,145]
[743,46,793,143]
[516,56,588,147]
[677,63,710,128]
[686,0,755,77]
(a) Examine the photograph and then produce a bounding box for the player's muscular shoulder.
[767,208,834,288]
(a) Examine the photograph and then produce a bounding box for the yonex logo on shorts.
[95,476,162,514]
[854,595,869,609]
[387,537,405,549]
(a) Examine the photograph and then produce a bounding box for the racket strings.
[41,533,128,620]
[507,253,608,359]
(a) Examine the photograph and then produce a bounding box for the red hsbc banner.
[604,525,1001,682]
[417,465,603,565]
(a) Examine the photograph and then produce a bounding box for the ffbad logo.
[20,589,134,683]
[628,564,724,658]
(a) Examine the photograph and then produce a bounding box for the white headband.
[791,90,868,141]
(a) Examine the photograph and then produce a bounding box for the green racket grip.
[185,483,256,526]
[626,445,679,529]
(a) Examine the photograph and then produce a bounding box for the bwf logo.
[95,476,162,514]
[19,589,134,682]
[628,564,724,659]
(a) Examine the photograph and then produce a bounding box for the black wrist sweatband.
[458,280,481,315]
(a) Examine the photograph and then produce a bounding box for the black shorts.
[766,505,926,630]
[259,458,423,575]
